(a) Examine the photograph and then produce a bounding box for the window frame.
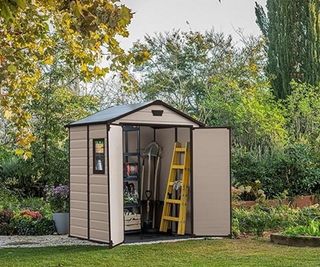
[93,138,105,174]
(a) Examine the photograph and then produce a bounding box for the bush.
[0,187,20,210]
[233,204,320,236]
[233,143,320,197]
[11,216,55,236]
[20,197,53,218]
[0,188,53,218]
[0,209,55,236]
[283,220,320,237]
[0,209,15,235]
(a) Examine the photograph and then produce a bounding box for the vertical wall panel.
[193,128,231,236]
[155,128,175,201]
[109,125,124,246]
[70,126,88,239]
[88,124,109,243]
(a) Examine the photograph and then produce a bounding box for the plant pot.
[53,212,69,235]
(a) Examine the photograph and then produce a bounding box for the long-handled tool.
[141,142,161,231]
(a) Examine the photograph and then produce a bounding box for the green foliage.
[233,143,320,197]
[0,209,15,235]
[256,0,320,99]
[203,80,287,150]
[0,156,37,195]
[0,187,20,210]
[286,82,320,144]
[133,30,287,151]
[0,208,55,236]
[11,215,55,236]
[233,204,320,236]
[284,220,320,237]
[0,188,52,218]
[19,198,53,219]
[132,30,239,118]
[233,180,266,201]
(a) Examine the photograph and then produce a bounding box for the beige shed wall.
[155,128,175,201]
[177,128,192,235]
[70,126,88,239]
[108,125,124,245]
[155,127,192,234]
[88,124,109,243]
[115,105,198,126]
[193,128,231,236]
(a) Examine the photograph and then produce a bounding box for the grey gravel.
[0,235,106,249]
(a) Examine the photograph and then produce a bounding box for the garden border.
[271,233,320,247]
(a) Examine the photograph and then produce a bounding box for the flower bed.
[232,204,320,237]
[0,209,55,236]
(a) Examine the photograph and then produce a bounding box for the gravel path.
[0,235,220,249]
[0,235,106,249]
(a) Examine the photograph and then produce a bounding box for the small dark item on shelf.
[124,163,139,176]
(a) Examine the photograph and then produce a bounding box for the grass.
[0,238,319,267]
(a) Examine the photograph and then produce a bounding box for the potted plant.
[47,185,69,234]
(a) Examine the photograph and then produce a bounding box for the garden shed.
[67,100,231,248]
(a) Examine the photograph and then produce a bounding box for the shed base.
[124,233,192,244]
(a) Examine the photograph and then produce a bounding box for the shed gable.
[114,104,199,126]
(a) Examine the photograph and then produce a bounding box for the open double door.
[108,126,231,247]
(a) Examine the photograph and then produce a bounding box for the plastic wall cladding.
[156,127,192,235]
[69,124,110,243]
[70,126,88,239]
[115,105,199,126]
[192,128,231,236]
[88,124,109,243]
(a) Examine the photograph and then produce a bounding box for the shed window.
[93,139,105,174]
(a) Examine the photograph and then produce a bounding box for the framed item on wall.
[93,138,105,174]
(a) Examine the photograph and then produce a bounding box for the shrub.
[233,143,320,197]
[283,220,320,237]
[0,209,15,235]
[20,210,43,220]
[233,204,320,236]
[233,180,266,201]
[11,211,55,235]
[20,198,53,218]
[0,187,20,210]
[0,209,55,235]
[0,209,14,224]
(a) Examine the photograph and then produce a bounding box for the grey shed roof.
[68,100,204,127]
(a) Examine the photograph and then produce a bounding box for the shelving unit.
[123,126,142,233]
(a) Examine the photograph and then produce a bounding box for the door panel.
[108,125,124,246]
[192,128,231,236]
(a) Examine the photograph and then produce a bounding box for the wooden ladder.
[159,142,190,235]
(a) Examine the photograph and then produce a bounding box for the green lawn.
[0,238,319,267]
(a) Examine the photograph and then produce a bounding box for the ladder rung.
[166,199,182,204]
[175,148,186,152]
[172,165,184,169]
[163,216,180,222]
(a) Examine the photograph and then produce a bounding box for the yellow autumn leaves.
[0,1,135,159]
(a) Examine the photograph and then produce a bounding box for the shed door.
[192,128,231,236]
[108,125,124,246]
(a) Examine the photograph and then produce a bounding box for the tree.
[286,82,320,145]
[131,30,287,150]
[255,1,320,99]
[131,30,237,118]
[0,0,136,157]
